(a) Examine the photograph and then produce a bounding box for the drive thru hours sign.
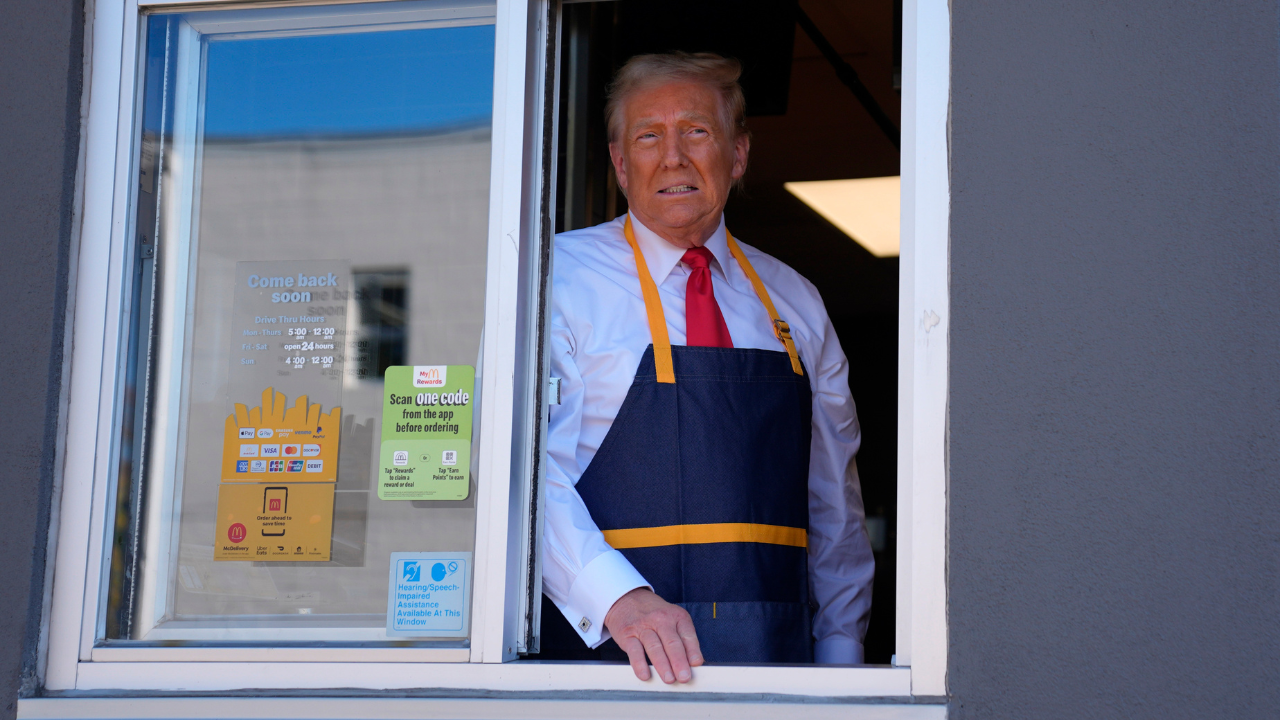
[386,552,471,637]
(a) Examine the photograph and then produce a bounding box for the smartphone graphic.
[261,487,288,536]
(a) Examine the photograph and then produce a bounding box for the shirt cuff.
[563,548,650,649]
[814,636,864,665]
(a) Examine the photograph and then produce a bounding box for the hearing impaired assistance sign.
[378,366,474,501]
[386,552,471,637]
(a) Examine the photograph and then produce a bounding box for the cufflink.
[578,617,591,633]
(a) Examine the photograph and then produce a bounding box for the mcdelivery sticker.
[213,261,348,561]
[214,483,335,561]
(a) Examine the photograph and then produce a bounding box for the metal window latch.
[548,377,562,405]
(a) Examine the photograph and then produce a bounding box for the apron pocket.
[681,600,813,664]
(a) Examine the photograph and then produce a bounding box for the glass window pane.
[107,0,496,644]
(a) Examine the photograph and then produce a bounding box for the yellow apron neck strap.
[725,231,805,377]
[623,215,677,383]
[622,215,805,384]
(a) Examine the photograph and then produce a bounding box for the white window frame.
[34,0,950,709]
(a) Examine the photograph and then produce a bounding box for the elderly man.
[541,52,874,683]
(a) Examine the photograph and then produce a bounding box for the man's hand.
[604,587,704,683]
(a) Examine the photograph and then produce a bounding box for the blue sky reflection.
[203,24,495,138]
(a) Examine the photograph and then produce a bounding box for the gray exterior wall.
[948,1,1280,718]
[0,0,84,716]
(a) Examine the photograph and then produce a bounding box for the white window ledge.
[19,696,948,720]
[55,661,911,697]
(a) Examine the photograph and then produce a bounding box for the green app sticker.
[378,366,474,501]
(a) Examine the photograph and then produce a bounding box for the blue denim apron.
[540,217,813,663]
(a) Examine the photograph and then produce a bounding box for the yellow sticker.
[220,387,340,483]
[214,483,335,561]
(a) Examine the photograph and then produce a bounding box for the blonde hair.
[605,52,748,144]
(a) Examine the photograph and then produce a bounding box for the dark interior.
[549,0,901,664]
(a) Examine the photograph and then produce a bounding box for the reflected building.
[168,128,489,627]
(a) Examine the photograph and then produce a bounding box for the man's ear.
[730,133,750,180]
[608,142,629,193]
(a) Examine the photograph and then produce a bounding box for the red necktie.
[681,247,733,348]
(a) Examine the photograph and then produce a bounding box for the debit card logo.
[305,459,323,473]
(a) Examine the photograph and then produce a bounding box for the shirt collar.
[628,211,733,286]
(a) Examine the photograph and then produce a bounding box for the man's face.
[609,81,749,246]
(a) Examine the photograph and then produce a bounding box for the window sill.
[56,660,911,697]
[21,693,945,720]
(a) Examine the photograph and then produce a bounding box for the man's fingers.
[602,589,701,684]
[676,614,704,667]
[657,620,693,682]
[617,636,652,682]
[640,629,676,684]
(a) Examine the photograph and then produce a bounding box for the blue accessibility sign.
[386,552,471,637]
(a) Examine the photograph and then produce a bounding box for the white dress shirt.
[544,212,874,664]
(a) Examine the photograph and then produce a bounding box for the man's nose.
[659,134,689,168]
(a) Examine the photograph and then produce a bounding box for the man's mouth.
[659,185,697,194]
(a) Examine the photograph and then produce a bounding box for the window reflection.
[108,3,495,642]
[352,269,410,383]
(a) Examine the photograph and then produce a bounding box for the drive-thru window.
[37,0,950,713]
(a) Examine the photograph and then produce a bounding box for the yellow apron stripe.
[726,232,805,377]
[601,522,808,549]
[623,216,676,384]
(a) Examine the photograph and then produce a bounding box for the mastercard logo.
[283,444,301,456]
